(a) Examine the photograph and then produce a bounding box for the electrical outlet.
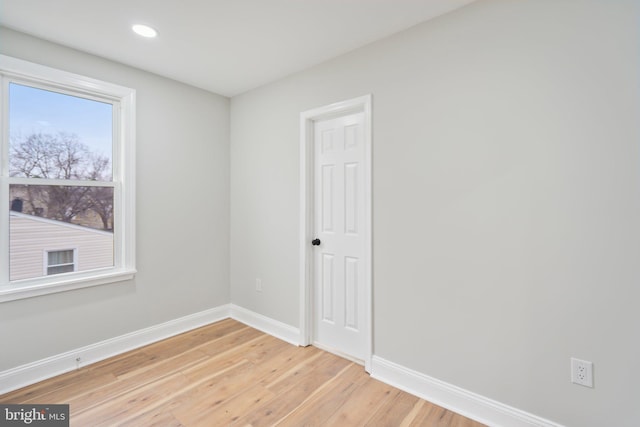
[571,358,593,388]
[256,278,262,292]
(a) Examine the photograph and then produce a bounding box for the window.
[46,249,76,275]
[0,55,136,302]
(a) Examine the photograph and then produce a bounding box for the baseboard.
[1,306,561,427]
[371,356,564,427]
[0,304,231,395]
[230,304,300,346]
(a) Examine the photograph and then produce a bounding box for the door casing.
[299,94,372,372]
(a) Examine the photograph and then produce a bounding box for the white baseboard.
[1,305,561,427]
[0,304,231,395]
[371,356,564,427]
[230,304,300,346]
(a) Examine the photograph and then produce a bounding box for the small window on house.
[0,54,136,302]
[47,249,75,275]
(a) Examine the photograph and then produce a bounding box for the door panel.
[344,256,359,330]
[344,163,358,235]
[322,253,335,322]
[313,111,366,360]
[321,165,334,232]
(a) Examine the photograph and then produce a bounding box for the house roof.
[10,211,114,236]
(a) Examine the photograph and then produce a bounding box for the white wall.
[230,1,640,426]
[0,28,230,371]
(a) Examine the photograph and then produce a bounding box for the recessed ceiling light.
[132,24,158,38]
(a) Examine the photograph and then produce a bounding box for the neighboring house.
[9,211,114,281]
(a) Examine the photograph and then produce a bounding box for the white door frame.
[299,94,372,372]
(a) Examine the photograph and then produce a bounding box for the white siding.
[9,213,114,281]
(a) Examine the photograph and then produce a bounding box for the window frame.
[0,54,136,302]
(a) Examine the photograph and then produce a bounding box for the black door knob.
[312,238,321,246]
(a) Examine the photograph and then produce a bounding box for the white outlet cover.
[571,357,594,388]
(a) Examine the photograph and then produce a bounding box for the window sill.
[0,269,136,303]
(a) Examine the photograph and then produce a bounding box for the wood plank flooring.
[0,319,486,426]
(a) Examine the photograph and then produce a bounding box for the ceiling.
[0,0,475,97]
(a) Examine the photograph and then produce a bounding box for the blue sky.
[9,83,113,162]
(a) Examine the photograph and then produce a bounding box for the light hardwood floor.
[0,319,486,426]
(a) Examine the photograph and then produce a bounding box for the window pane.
[8,83,113,180]
[9,184,114,281]
[47,264,75,275]
[48,250,74,266]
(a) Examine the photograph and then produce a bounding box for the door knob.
[312,238,321,246]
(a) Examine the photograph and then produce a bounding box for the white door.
[312,111,366,361]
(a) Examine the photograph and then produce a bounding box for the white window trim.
[0,54,136,302]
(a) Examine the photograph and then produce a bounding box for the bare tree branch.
[9,132,113,230]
